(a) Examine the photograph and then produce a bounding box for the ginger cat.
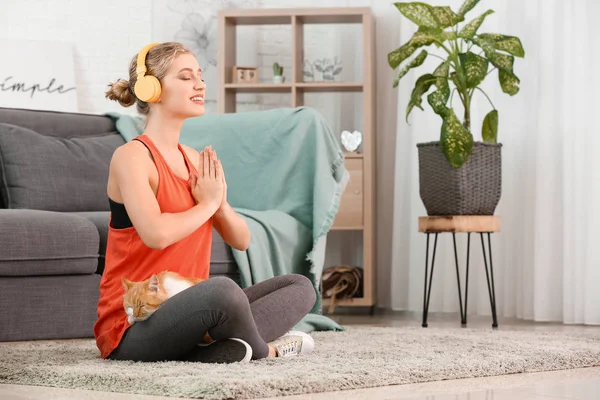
[122,271,205,324]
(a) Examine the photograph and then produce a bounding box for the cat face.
[122,275,168,324]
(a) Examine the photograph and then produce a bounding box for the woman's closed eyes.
[180,77,204,82]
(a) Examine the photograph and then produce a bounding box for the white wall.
[0,0,359,119]
[1,0,401,310]
[0,0,152,116]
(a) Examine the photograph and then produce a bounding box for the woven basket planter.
[417,141,502,216]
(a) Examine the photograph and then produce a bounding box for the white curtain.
[384,0,600,325]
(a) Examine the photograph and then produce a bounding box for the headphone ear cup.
[134,75,161,103]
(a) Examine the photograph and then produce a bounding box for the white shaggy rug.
[1,326,599,399]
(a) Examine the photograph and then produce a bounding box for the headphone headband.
[136,42,159,76]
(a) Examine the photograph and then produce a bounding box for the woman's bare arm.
[110,145,219,250]
[213,203,251,251]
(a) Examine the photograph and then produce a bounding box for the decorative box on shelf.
[231,66,258,84]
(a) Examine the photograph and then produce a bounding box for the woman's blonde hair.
[105,42,191,115]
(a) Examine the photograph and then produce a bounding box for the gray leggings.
[107,274,316,362]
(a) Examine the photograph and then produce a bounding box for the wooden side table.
[419,216,501,328]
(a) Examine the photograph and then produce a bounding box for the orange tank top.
[94,134,213,359]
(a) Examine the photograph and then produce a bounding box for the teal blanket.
[105,107,347,332]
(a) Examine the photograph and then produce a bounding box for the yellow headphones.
[134,43,161,103]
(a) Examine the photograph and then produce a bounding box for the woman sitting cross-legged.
[94,41,316,363]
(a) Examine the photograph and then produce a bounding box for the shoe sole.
[193,338,252,363]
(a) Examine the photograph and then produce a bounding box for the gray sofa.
[0,107,239,342]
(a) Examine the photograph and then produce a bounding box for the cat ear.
[148,274,160,293]
[122,277,133,291]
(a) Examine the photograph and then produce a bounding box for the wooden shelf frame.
[223,82,364,93]
[225,82,363,96]
[217,7,372,110]
[217,7,377,309]
[218,7,368,25]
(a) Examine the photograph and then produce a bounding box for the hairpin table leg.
[422,233,438,328]
[453,232,471,326]
[480,232,499,328]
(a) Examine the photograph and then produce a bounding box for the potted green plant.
[388,0,525,215]
[273,62,285,83]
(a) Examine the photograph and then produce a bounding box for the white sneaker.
[284,330,315,354]
[269,331,315,357]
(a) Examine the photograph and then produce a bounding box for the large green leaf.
[482,109,498,143]
[471,37,515,72]
[488,51,514,72]
[393,2,464,30]
[459,51,489,88]
[412,26,446,45]
[478,33,525,57]
[388,26,444,69]
[472,37,521,95]
[427,77,451,117]
[499,69,520,95]
[406,73,437,122]
[458,9,494,39]
[433,60,450,77]
[432,6,464,27]
[394,2,439,28]
[388,41,419,70]
[441,109,474,168]
[458,0,480,17]
[471,36,495,54]
[393,50,428,88]
[471,37,515,73]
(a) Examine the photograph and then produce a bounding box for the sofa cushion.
[0,210,99,276]
[69,211,110,275]
[69,211,238,276]
[0,107,116,138]
[0,123,125,212]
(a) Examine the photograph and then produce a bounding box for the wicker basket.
[417,141,502,216]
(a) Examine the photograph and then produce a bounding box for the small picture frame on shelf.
[232,66,258,84]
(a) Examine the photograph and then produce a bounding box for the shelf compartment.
[300,91,364,140]
[297,14,364,24]
[220,91,291,114]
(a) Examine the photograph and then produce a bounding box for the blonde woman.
[95,42,315,363]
